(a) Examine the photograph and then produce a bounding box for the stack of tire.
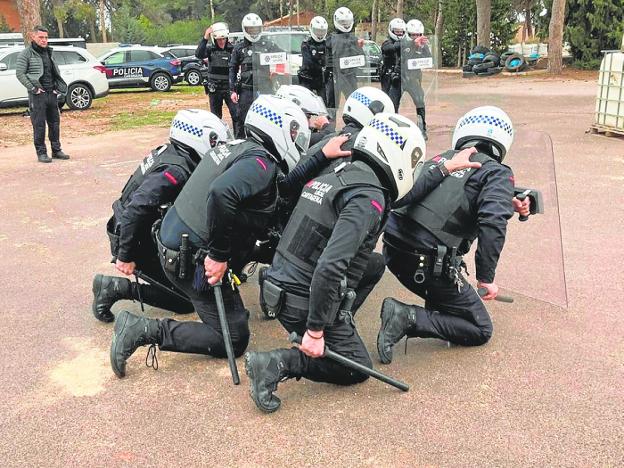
[501,51,527,73]
[462,46,503,77]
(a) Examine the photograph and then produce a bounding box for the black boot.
[244,349,293,413]
[51,150,70,159]
[110,310,160,378]
[377,298,418,364]
[91,274,132,322]
[37,153,52,163]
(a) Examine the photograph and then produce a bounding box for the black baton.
[179,234,189,280]
[134,269,188,303]
[213,281,240,385]
[478,287,514,303]
[288,333,409,392]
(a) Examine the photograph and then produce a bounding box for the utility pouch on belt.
[106,216,120,258]
[262,280,285,318]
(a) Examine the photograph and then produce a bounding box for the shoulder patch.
[256,157,268,171]
[371,199,383,214]
[163,171,178,185]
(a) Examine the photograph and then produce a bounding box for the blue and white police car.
[98,45,183,92]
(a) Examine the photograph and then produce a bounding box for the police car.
[98,46,183,91]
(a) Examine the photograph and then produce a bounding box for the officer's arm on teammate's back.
[307,188,386,331]
[474,165,515,283]
[204,153,277,262]
[117,166,189,263]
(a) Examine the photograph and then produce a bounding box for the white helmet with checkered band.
[275,84,328,117]
[244,95,311,172]
[353,113,426,201]
[343,86,395,128]
[452,106,514,162]
[170,109,232,158]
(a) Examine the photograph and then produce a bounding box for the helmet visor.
[392,28,405,38]
[244,26,262,39]
[290,120,310,154]
[311,25,327,40]
[336,18,352,30]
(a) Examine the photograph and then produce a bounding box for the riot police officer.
[196,22,240,137]
[92,110,232,323]
[229,13,283,138]
[380,18,406,99]
[298,16,328,98]
[244,113,424,413]
[109,96,351,378]
[324,7,365,116]
[377,106,517,363]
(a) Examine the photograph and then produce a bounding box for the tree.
[16,0,42,43]
[547,0,566,73]
[0,14,13,33]
[476,0,491,47]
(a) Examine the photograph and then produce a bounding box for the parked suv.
[360,40,382,81]
[157,45,207,86]
[98,46,182,91]
[0,45,109,110]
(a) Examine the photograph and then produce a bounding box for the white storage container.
[594,51,624,132]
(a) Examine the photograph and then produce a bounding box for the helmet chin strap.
[458,140,503,162]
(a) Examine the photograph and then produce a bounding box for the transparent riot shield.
[253,32,293,97]
[447,129,566,308]
[328,32,372,124]
[400,34,439,133]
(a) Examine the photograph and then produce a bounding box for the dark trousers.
[384,243,492,346]
[236,88,255,139]
[207,88,240,138]
[29,91,61,156]
[158,256,250,357]
[299,74,324,97]
[277,304,372,386]
[325,72,357,117]
[388,83,427,131]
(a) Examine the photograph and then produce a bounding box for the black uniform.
[383,149,515,346]
[380,36,400,96]
[229,37,283,138]
[195,37,240,137]
[324,31,363,115]
[93,143,197,322]
[258,162,389,387]
[298,37,326,97]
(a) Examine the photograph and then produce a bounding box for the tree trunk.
[55,13,64,38]
[16,0,42,44]
[89,19,97,42]
[296,0,300,26]
[525,3,532,39]
[288,0,293,28]
[396,0,404,18]
[209,0,215,21]
[371,0,377,42]
[475,0,491,48]
[279,0,283,20]
[99,0,107,42]
[434,0,444,66]
[547,0,566,74]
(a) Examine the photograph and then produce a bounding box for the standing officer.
[297,16,328,98]
[229,13,284,138]
[15,25,69,163]
[324,7,365,116]
[244,113,424,413]
[92,110,232,323]
[400,19,432,138]
[109,96,350,378]
[380,18,406,98]
[377,106,517,363]
[196,22,240,137]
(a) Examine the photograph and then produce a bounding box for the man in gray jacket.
[16,26,70,163]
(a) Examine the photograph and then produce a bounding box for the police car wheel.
[185,70,201,86]
[150,72,172,92]
[67,83,93,110]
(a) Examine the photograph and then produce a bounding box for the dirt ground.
[1,69,623,467]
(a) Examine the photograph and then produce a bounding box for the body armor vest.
[239,38,278,90]
[276,162,383,282]
[173,140,274,240]
[118,144,194,210]
[206,43,232,86]
[299,38,326,78]
[394,150,494,250]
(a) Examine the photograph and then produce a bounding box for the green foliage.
[0,14,13,33]
[113,3,148,43]
[565,0,624,69]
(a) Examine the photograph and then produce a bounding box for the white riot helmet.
[244,95,311,172]
[275,84,328,117]
[452,106,514,161]
[310,16,328,42]
[388,18,406,41]
[170,109,233,158]
[406,19,425,38]
[333,7,354,33]
[211,22,229,42]
[242,13,263,43]
[343,86,395,128]
[353,113,426,201]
